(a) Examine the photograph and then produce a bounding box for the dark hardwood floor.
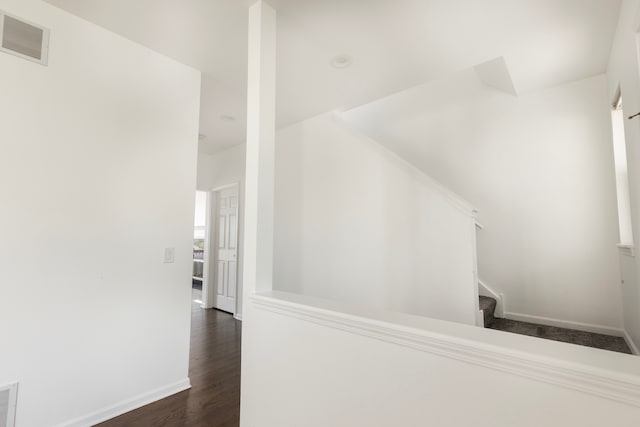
[98,288,241,427]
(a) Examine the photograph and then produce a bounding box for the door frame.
[202,182,241,314]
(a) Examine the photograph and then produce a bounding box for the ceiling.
[45,0,622,154]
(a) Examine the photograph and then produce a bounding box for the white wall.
[343,72,624,332]
[0,1,201,426]
[241,295,640,427]
[274,113,479,325]
[196,144,246,192]
[194,191,207,228]
[197,145,246,317]
[607,0,640,352]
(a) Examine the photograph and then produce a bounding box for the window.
[610,89,634,248]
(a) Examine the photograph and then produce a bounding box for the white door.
[213,187,238,313]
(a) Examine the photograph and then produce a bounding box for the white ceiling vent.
[0,383,18,427]
[0,11,49,65]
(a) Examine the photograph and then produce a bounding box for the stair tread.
[479,296,497,312]
[479,296,497,327]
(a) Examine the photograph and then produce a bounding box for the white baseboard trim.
[624,331,640,355]
[504,312,624,337]
[234,313,243,321]
[476,310,485,327]
[54,378,191,427]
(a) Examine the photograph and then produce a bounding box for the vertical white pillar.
[240,4,276,424]
[243,0,276,299]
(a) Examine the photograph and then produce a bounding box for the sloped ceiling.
[44,0,621,153]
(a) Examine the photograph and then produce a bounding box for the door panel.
[228,261,237,298]
[229,214,237,249]
[217,260,226,295]
[212,186,239,313]
[218,216,226,248]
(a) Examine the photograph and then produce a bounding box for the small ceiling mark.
[330,54,352,69]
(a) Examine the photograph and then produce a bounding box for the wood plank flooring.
[97,288,241,426]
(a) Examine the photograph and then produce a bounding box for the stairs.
[478,295,632,354]
[479,296,497,327]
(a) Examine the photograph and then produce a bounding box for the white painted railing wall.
[241,290,640,427]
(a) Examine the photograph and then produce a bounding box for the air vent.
[0,382,17,427]
[0,11,49,65]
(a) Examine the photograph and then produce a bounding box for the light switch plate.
[163,247,175,263]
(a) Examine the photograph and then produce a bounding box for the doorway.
[202,183,240,315]
[192,191,207,306]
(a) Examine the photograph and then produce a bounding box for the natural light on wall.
[611,91,634,246]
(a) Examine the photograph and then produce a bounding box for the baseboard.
[234,313,243,321]
[476,310,484,327]
[54,378,191,427]
[624,330,640,355]
[504,312,624,337]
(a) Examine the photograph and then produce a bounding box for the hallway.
[98,289,242,426]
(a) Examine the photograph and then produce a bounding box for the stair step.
[479,296,497,327]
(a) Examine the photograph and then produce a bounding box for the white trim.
[504,312,624,337]
[624,331,640,356]
[617,244,636,257]
[476,310,485,327]
[252,293,640,407]
[234,313,243,321]
[199,190,214,309]
[478,280,504,318]
[210,182,241,193]
[53,378,190,427]
[0,381,18,427]
[470,220,482,326]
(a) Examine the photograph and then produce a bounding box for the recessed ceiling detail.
[330,54,352,69]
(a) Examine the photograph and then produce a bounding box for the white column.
[243,0,276,299]
[240,3,276,424]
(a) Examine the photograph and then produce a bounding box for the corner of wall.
[624,330,640,355]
